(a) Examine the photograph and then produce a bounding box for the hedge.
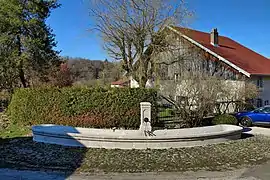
[212,114,238,125]
[7,87,157,129]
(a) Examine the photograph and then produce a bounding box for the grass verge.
[0,123,31,139]
[0,112,31,139]
[0,135,270,173]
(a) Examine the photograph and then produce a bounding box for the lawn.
[0,135,270,173]
[0,112,31,139]
[158,108,175,118]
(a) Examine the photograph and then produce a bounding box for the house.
[111,79,129,88]
[112,26,270,108]
[157,26,270,108]
[111,76,139,88]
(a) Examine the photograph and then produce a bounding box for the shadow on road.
[0,133,87,180]
[242,127,252,133]
[241,133,254,139]
[241,127,254,139]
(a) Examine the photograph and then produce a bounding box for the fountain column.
[139,102,152,133]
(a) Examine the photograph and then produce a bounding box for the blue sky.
[47,0,270,60]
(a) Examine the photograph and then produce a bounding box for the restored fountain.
[32,102,243,149]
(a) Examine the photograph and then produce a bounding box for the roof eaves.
[167,26,251,78]
[250,73,270,76]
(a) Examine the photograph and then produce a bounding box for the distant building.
[111,76,139,88]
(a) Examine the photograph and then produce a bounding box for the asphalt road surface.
[0,161,270,180]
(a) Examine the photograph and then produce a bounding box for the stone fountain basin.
[32,124,243,149]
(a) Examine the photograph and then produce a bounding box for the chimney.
[210,28,219,46]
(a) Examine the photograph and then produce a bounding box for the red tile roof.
[172,27,270,76]
[111,80,129,85]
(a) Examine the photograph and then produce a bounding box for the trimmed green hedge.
[212,114,238,125]
[7,87,157,129]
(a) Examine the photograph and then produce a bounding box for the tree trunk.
[138,61,148,87]
[19,67,27,88]
[139,76,148,88]
[17,34,28,88]
[138,54,152,87]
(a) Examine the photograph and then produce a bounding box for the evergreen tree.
[0,0,60,89]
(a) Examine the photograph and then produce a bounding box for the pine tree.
[0,0,60,89]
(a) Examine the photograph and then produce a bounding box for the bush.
[49,63,73,88]
[0,91,11,111]
[212,114,238,125]
[7,87,157,129]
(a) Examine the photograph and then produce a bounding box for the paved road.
[1,162,270,180]
[244,127,270,137]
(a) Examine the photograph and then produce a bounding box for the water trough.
[32,124,243,149]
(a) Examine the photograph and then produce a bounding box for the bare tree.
[214,80,258,114]
[160,71,258,127]
[89,0,192,86]
[160,73,220,127]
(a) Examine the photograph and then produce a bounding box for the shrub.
[49,63,73,87]
[7,87,157,129]
[0,91,11,111]
[212,114,238,125]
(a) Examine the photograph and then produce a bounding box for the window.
[257,98,263,107]
[257,77,263,88]
[255,107,270,113]
[174,73,180,82]
[254,107,264,113]
[265,100,269,106]
[263,107,270,113]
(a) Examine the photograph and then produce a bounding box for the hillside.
[62,57,122,85]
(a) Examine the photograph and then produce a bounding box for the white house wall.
[129,77,140,88]
[262,78,270,106]
[251,76,270,107]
